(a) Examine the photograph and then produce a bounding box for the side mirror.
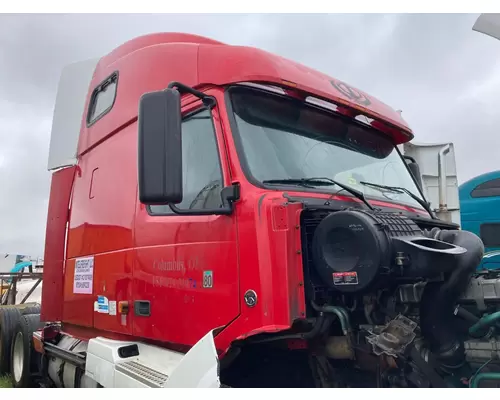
[404,155,423,191]
[138,89,183,205]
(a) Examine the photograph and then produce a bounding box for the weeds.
[0,375,12,388]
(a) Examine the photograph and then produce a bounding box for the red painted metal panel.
[40,166,76,322]
[197,45,412,143]
[64,121,138,329]
[213,193,306,353]
[98,33,225,69]
[77,34,412,161]
[92,250,134,335]
[67,123,137,258]
[77,45,200,157]
[133,237,239,345]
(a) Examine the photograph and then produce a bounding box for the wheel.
[0,307,22,375]
[9,314,44,388]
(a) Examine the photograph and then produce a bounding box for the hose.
[470,372,500,388]
[311,302,351,335]
[420,229,484,368]
[469,311,500,337]
[302,312,327,340]
[319,314,335,336]
[454,305,480,325]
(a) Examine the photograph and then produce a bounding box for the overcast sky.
[0,13,499,256]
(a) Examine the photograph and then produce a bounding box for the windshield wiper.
[262,177,374,210]
[359,181,435,219]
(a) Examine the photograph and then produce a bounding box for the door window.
[471,178,500,198]
[149,108,223,214]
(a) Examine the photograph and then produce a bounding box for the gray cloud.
[0,13,497,255]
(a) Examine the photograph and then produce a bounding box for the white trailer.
[399,141,460,226]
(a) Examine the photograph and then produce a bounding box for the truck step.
[115,360,168,388]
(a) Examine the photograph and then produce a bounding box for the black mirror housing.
[138,89,183,205]
[404,156,424,192]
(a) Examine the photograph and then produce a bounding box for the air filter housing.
[311,210,466,293]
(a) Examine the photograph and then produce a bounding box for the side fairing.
[41,166,77,322]
[48,58,98,171]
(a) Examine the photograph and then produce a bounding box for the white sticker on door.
[108,301,117,316]
[73,256,94,294]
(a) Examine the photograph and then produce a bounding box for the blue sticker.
[97,295,109,314]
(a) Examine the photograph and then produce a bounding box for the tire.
[0,307,22,375]
[9,314,44,388]
[20,304,41,316]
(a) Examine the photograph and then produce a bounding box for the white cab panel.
[48,58,98,171]
[85,329,221,388]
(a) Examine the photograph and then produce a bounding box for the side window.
[87,73,118,125]
[471,178,500,198]
[480,223,500,247]
[149,108,223,215]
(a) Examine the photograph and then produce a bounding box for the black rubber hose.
[319,314,335,336]
[420,229,484,368]
[454,306,480,325]
[302,312,327,339]
[311,302,351,335]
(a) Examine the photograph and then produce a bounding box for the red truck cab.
[32,32,476,389]
[44,32,429,351]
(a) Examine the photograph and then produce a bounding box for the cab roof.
[48,32,413,171]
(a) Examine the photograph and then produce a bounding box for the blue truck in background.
[460,171,500,270]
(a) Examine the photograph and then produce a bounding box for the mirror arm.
[168,183,240,216]
[167,81,216,108]
[403,155,417,164]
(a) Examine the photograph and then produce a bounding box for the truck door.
[133,94,240,347]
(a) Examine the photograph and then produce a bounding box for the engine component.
[366,314,417,357]
[311,302,351,335]
[396,282,426,304]
[464,337,500,367]
[311,210,465,293]
[454,305,480,325]
[470,372,500,388]
[420,228,485,369]
[469,311,500,337]
[304,208,488,384]
[325,336,354,359]
[459,271,500,311]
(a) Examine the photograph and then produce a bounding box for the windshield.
[228,86,427,211]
